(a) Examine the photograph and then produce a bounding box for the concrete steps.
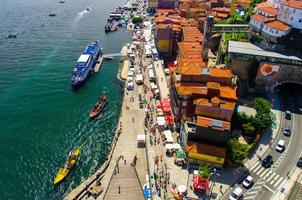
[104,165,145,200]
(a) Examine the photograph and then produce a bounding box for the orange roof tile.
[175,83,208,96]
[194,97,236,110]
[282,0,302,9]
[196,116,231,131]
[210,68,234,78]
[257,2,278,16]
[186,140,227,159]
[264,20,290,31]
[251,14,266,22]
[237,0,251,4]
[220,86,237,100]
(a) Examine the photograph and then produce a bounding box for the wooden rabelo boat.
[89,94,107,119]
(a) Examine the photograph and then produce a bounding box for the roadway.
[222,85,302,200]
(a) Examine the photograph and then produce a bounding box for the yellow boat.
[54,142,86,185]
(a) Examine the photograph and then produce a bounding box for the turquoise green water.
[0,0,131,199]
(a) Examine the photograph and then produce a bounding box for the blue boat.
[71,40,102,89]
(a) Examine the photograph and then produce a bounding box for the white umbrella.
[177,185,187,193]
[165,144,173,150]
[172,143,181,149]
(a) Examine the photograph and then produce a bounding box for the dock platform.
[94,56,104,73]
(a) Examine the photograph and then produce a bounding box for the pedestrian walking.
[118,185,121,194]
[132,117,134,123]
[124,159,127,165]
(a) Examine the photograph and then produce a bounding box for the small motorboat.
[59,0,65,3]
[53,141,87,185]
[49,13,57,17]
[86,7,92,12]
[89,94,107,119]
[7,32,17,38]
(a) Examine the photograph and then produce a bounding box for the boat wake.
[73,10,89,27]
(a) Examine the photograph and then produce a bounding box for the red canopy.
[156,104,162,109]
[163,106,171,113]
[161,98,170,107]
[164,116,173,122]
[193,175,210,194]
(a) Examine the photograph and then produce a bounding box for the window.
[299,19,302,23]
[293,9,296,13]
[276,30,278,34]
[290,17,293,21]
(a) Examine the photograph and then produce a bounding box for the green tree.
[198,165,212,178]
[227,138,250,167]
[242,122,255,136]
[253,97,271,114]
[132,16,143,24]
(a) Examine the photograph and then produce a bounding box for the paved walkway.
[104,164,144,200]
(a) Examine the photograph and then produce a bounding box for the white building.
[278,1,302,29]
[248,1,302,42]
[262,20,291,38]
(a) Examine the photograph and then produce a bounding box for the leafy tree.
[242,122,255,136]
[198,165,212,178]
[252,112,273,131]
[227,138,250,167]
[132,16,143,24]
[253,97,271,114]
[224,55,231,64]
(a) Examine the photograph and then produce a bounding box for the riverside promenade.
[65,68,147,200]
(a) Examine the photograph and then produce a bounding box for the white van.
[229,187,243,200]
[276,140,285,152]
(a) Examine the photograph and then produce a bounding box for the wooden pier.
[94,56,104,73]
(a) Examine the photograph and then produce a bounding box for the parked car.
[297,157,302,168]
[229,187,243,200]
[242,175,253,188]
[276,139,285,152]
[262,155,273,168]
[283,126,291,136]
[285,110,291,120]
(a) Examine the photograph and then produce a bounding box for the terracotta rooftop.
[237,0,251,4]
[182,27,203,42]
[257,2,278,16]
[210,68,234,78]
[212,7,231,13]
[194,97,236,110]
[220,86,237,100]
[178,42,202,58]
[175,83,207,96]
[178,67,234,79]
[281,0,302,10]
[196,116,231,131]
[264,20,291,31]
[186,140,227,159]
[174,83,237,100]
[251,14,266,22]
[177,58,207,67]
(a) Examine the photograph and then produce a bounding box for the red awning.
[156,104,162,109]
[164,116,173,122]
[163,106,171,113]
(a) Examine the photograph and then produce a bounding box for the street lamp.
[209,168,221,199]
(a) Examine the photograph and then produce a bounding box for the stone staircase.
[104,165,145,200]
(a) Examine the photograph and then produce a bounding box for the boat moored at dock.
[71,40,102,90]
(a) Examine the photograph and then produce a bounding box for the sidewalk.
[212,93,282,199]
[271,168,302,200]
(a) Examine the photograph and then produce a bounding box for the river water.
[0,0,131,199]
